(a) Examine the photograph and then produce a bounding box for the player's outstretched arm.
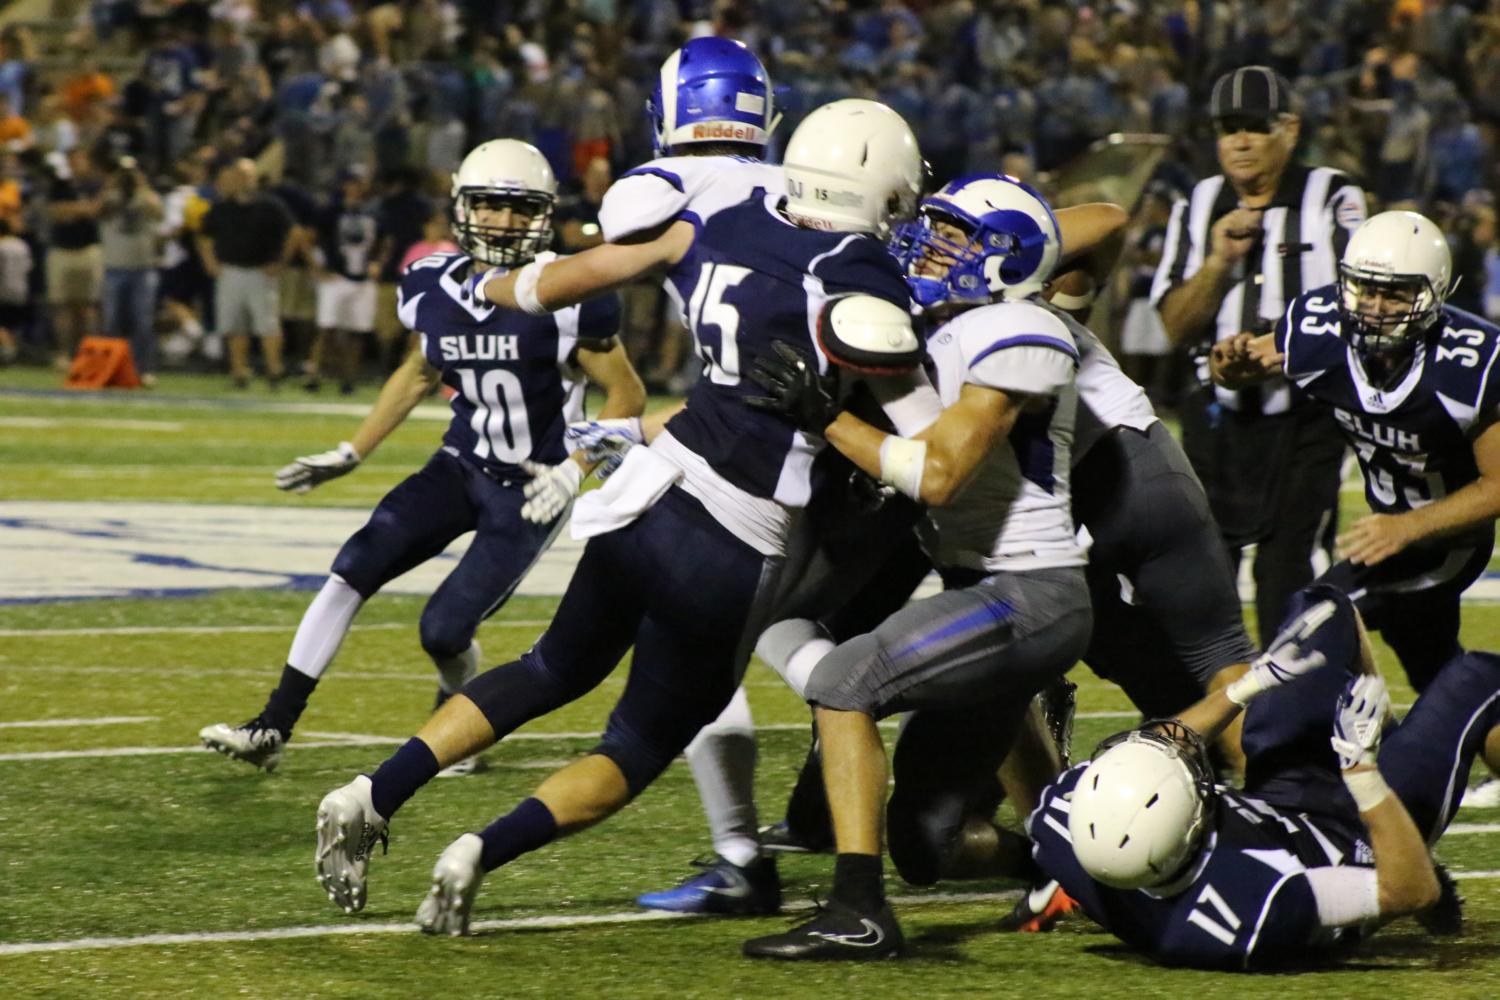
[1330,675,1441,918]
[275,348,440,494]
[476,221,696,314]
[1340,422,1500,566]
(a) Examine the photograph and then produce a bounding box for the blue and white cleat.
[315,775,387,914]
[636,855,781,915]
[416,833,485,936]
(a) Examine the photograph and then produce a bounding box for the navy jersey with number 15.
[397,251,622,480]
[1276,287,1500,538]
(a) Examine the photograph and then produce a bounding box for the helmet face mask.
[1338,264,1439,369]
[890,175,1061,310]
[452,188,554,267]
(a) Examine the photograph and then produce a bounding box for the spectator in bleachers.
[45,147,105,369]
[61,57,115,128]
[0,32,28,117]
[0,217,33,365]
[0,93,32,149]
[306,165,381,394]
[371,166,428,364]
[197,158,295,388]
[99,154,163,382]
[1449,200,1497,318]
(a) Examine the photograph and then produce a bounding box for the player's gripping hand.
[745,341,841,434]
[566,417,644,462]
[1332,674,1391,771]
[276,442,361,494]
[519,459,583,524]
[1224,597,1337,705]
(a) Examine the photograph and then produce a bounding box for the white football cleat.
[1461,778,1500,810]
[315,775,388,914]
[199,718,286,772]
[416,833,485,936]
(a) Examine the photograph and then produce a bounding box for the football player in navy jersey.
[1213,212,1500,689]
[198,139,643,773]
[310,99,930,933]
[1032,584,1500,969]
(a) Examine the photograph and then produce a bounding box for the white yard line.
[0,716,157,729]
[0,621,552,638]
[1443,823,1500,836]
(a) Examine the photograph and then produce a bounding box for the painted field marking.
[1443,823,1500,836]
[0,621,551,638]
[0,716,158,729]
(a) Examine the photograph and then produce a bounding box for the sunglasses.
[1214,116,1278,136]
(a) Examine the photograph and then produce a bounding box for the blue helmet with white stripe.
[647,37,775,156]
[891,174,1062,310]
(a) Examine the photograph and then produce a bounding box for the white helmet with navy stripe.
[892,174,1062,309]
[782,99,924,239]
[450,139,556,267]
[648,37,775,156]
[1338,210,1454,366]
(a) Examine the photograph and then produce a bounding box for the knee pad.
[463,650,576,738]
[419,599,478,661]
[803,633,885,714]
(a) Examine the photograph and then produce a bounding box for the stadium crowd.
[0,0,1498,396]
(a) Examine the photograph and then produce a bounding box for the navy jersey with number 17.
[1276,287,1500,537]
[397,251,622,480]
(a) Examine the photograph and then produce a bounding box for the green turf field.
[2,376,1499,998]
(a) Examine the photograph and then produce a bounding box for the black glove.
[745,340,842,434]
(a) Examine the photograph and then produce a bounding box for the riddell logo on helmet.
[692,122,759,141]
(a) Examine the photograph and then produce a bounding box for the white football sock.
[285,575,364,680]
[686,685,760,867]
[433,640,481,694]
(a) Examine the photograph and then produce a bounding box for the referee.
[1152,65,1366,644]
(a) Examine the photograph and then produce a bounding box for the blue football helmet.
[647,37,775,156]
[891,174,1062,310]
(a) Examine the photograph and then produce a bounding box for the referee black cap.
[1209,66,1294,120]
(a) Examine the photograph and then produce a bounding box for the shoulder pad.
[956,300,1079,360]
[817,294,922,374]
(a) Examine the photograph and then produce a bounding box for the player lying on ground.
[1030,583,1492,969]
[199,139,642,773]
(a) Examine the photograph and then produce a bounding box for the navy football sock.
[369,738,440,821]
[478,797,559,872]
[830,852,885,913]
[261,665,318,736]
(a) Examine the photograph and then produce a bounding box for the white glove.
[1332,674,1391,771]
[275,442,361,494]
[1226,598,1337,705]
[565,417,645,462]
[519,458,583,524]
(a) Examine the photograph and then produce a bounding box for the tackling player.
[310,99,930,934]
[1032,584,1495,969]
[198,140,642,772]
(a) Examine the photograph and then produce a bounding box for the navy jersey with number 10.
[397,251,622,481]
[1276,287,1500,536]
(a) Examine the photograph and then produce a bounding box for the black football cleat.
[1416,862,1464,936]
[742,899,903,961]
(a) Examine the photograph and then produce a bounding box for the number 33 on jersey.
[399,251,622,478]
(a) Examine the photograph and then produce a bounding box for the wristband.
[1050,289,1096,311]
[513,258,551,316]
[1342,767,1391,812]
[877,436,926,501]
[338,441,362,463]
[1224,672,1263,707]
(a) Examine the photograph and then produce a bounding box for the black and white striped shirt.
[1150,164,1367,415]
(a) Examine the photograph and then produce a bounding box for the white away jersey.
[922,300,1087,572]
[598,155,786,243]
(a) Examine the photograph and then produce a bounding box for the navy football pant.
[1242,586,1500,844]
[462,488,781,796]
[1315,535,1492,691]
[331,449,557,661]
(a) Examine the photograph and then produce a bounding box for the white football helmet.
[1068,722,1216,891]
[1338,210,1453,364]
[783,99,924,239]
[451,139,557,267]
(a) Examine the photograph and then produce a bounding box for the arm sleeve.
[598,170,688,243]
[866,369,945,437]
[1304,866,1381,928]
[1149,197,1193,308]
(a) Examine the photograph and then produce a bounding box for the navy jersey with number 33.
[1275,287,1500,526]
[397,251,622,480]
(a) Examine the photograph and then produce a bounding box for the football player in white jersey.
[741,175,1094,960]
